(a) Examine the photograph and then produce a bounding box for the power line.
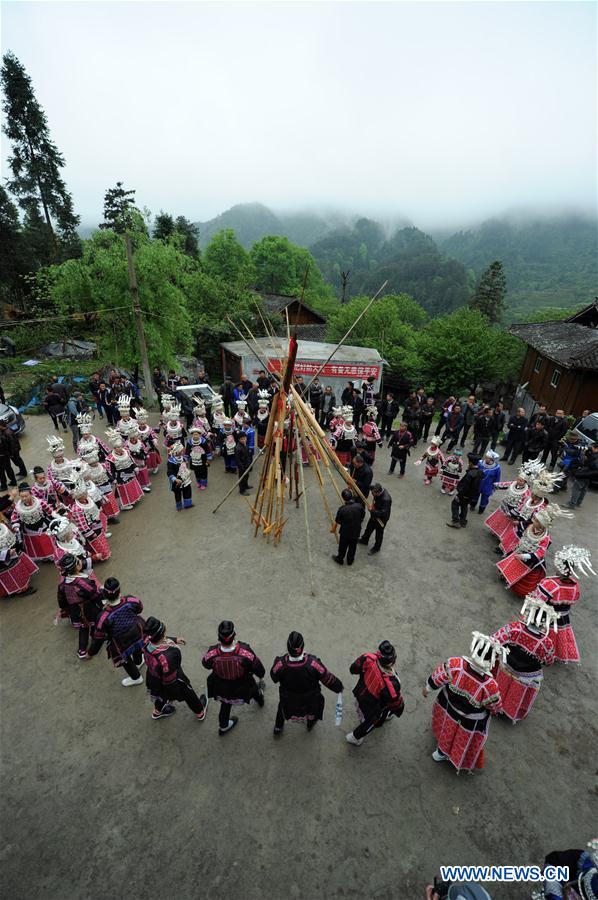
[0,306,132,329]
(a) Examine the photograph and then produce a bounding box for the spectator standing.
[219,375,235,417]
[501,407,528,464]
[489,402,506,451]
[459,395,479,446]
[43,386,68,432]
[319,386,336,428]
[567,442,598,509]
[331,488,364,566]
[442,403,464,451]
[65,392,86,451]
[0,425,17,490]
[0,422,26,478]
[419,396,436,441]
[377,393,399,441]
[472,406,493,457]
[446,453,483,529]
[434,396,456,436]
[522,420,548,463]
[308,378,323,417]
[542,409,569,468]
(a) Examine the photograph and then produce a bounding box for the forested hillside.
[196,202,343,250]
[440,215,597,321]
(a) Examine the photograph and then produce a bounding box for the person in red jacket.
[143,617,208,722]
[202,620,265,735]
[346,640,404,746]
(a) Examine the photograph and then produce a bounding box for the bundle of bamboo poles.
[249,379,372,547]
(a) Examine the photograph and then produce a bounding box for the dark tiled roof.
[509,321,598,371]
[255,292,327,323]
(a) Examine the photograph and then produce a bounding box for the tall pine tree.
[1,51,80,261]
[99,181,140,234]
[469,260,507,324]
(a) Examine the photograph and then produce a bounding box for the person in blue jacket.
[241,416,255,463]
[475,449,501,513]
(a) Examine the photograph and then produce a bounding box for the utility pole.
[340,270,350,305]
[124,233,156,407]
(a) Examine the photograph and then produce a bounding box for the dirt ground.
[1,414,596,900]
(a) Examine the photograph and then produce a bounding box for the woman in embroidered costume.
[125,423,152,493]
[333,406,356,467]
[78,446,120,522]
[440,448,463,495]
[414,435,444,485]
[491,594,556,722]
[533,545,594,664]
[167,441,193,510]
[423,631,505,772]
[163,403,186,450]
[76,412,109,462]
[46,435,78,504]
[496,503,573,597]
[56,553,103,658]
[10,482,57,561]
[185,425,210,490]
[484,458,543,546]
[69,478,111,562]
[49,514,99,585]
[498,466,558,555]
[0,516,38,597]
[135,406,161,474]
[105,428,144,511]
[361,406,383,461]
[254,390,271,450]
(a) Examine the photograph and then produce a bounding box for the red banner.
[267,359,380,379]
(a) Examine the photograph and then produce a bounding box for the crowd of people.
[0,371,593,777]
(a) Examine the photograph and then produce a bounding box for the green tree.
[469,259,507,324]
[99,181,141,234]
[326,293,425,380]
[250,235,335,313]
[0,185,38,306]
[174,216,200,258]
[416,307,514,394]
[204,229,252,284]
[1,51,80,261]
[153,211,175,241]
[44,229,192,366]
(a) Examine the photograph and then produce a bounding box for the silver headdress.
[520,594,559,634]
[530,469,564,498]
[170,440,184,455]
[48,515,73,539]
[554,545,595,578]
[135,406,149,423]
[46,435,65,457]
[77,412,94,434]
[105,428,123,449]
[117,394,132,415]
[533,502,574,529]
[518,458,545,484]
[466,631,509,673]
[0,523,17,550]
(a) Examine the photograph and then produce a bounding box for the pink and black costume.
[57,565,103,656]
[0,522,38,597]
[491,596,556,722]
[143,617,208,720]
[11,494,56,561]
[349,644,404,742]
[105,430,144,509]
[88,589,145,681]
[532,545,594,664]
[427,642,503,772]
[202,621,265,732]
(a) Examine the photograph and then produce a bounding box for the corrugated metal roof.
[221,337,383,363]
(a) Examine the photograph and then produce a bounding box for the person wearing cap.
[142,617,209,722]
[270,631,343,737]
[423,632,504,772]
[358,483,392,555]
[56,554,103,658]
[446,453,483,529]
[201,621,265,735]
[346,640,404,745]
[475,450,501,513]
[87,578,146,686]
[331,488,364,566]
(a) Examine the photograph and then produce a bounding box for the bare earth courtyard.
[1,415,596,900]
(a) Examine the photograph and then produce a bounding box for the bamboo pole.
[294,415,316,596]
[211,446,267,514]
[303,280,388,391]
[297,414,338,543]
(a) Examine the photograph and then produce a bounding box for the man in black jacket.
[349,454,373,504]
[568,442,598,508]
[0,422,26,478]
[419,396,436,441]
[542,409,569,467]
[377,393,399,441]
[501,408,528,464]
[446,454,482,528]
[523,420,548,463]
[459,395,479,446]
[308,378,323,417]
[352,388,364,429]
[219,375,235,417]
[332,489,364,566]
[358,483,392,555]
[490,402,506,451]
[0,428,17,491]
[529,404,550,428]
[472,406,493,457]
[234,433,252,496]
[388,422,414,476]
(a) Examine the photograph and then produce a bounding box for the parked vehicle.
[573,412,598,446]
[0,403,26,435]
[175,383,220,409]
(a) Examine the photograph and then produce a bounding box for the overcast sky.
[2,1,596,229]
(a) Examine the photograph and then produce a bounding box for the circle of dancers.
[0,391,594,777]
